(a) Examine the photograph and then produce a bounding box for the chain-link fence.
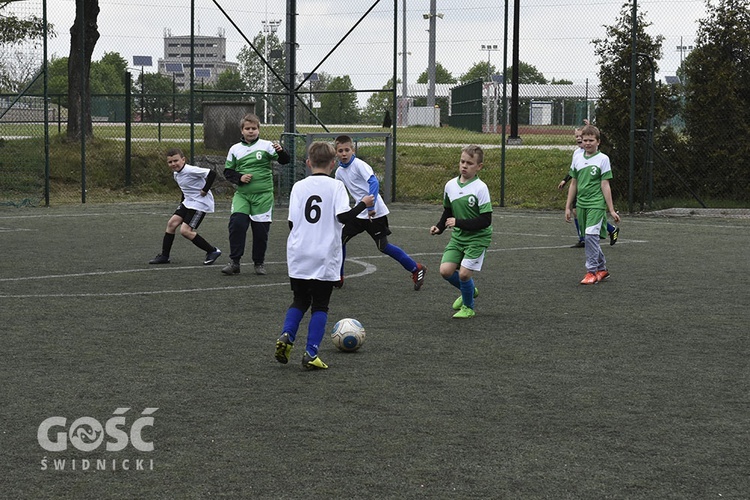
[1,0,748,214]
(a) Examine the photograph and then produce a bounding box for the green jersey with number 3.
[569,151,613,209]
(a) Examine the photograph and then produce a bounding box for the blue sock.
[607,222,616,233]
[443,270,461,289]
[460,278,475,309]
[339,245,346,277]
[382,243,417,273]
[574,218,583,241]
[281,307,304,343]
[305,310,328,357]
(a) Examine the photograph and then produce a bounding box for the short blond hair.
[307,141,336,169]
[581,124,600,140]
[462,144,484,165]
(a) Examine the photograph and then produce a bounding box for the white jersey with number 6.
[287,174,351,280]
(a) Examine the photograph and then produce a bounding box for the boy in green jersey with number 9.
[430,145,493,319]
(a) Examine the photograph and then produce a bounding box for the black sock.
[161,233,176,256]
[190,234,214,252]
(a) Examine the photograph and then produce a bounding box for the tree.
[362,77,396,124]
[318,75,359,124]
[416,62,456,85]
[592,3,679,202]
[682,0,750,199]
[136,72,175,121]
[460,61,498,84]
[215,68,246,92]
[505,61,547,84]
[66,0,100,141]
[237,31,285,123]
[0,5,49,45]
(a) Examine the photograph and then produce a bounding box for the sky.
[36,0,706,103]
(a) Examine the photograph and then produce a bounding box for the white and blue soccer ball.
[330,318,366,352]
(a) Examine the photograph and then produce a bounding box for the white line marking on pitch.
[0,258,377,298]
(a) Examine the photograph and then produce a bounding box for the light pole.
[423,2,443,109]
[481,44,500,82]
[262,18,281,124]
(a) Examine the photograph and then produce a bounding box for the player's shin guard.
[444,270,461,289]
[281,307,305,342]
[190,234,213,252]
[161,233,176,257]
[382,243,418,272]
[305,310,328,357]
[460,278,476,309]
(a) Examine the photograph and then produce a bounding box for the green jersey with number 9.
[443,176,493,247]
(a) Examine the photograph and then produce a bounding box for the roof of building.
[400,83,600,99]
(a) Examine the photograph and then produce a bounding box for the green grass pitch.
[1,202,748,498]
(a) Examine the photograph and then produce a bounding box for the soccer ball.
[330,318,366,352]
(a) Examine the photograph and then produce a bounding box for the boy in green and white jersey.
[565,124,621,285]
[221,113,290,276]
[430,145,492,319]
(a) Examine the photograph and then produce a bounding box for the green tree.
[0,5,50,45]
[460,61,498,83]
[135,72,174,121]
[215,68,246,92]
[362,77,396,124]
[90,52,126,94]
[237,31,285,123]
[592,2,679,203]
[682,0,750,199]
[318,75,359,124]
[505,61,547,84]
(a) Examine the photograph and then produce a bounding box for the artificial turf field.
[1,202,748,499]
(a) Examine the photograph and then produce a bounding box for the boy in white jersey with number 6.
[274,142,374,370]
[430,145,493,319]
[565,124,621,285]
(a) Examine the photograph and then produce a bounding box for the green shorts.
[441,238,488,271]
[231,191,274,221]
[577,207,607,238]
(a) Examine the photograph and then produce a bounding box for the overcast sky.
[41,0,705,99]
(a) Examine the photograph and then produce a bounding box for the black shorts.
[289,278,335,312]
[342,215,392,243]
[174,203,206,230]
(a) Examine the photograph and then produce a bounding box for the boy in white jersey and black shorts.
[333,135,426,290]
[430,145,493,319]
[148,148,222,265]
[565,124,621,285]
[274,142,374,370]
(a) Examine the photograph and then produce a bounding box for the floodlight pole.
[262,18,281,123]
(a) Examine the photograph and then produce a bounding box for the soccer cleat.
[610,226,620,246]
[452,305,476,319]
[274,333,294,364]
[254,264,267,275]
[412,263,427,291]
[221,261,241,275]
[571,240,585,248]
[580,272,598,285]
[595,270,610,282]
[452,287,479,310]
[333,276,344,289]
[203,248,222,265]
[149,254,170,264]
[302,352,328,370]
